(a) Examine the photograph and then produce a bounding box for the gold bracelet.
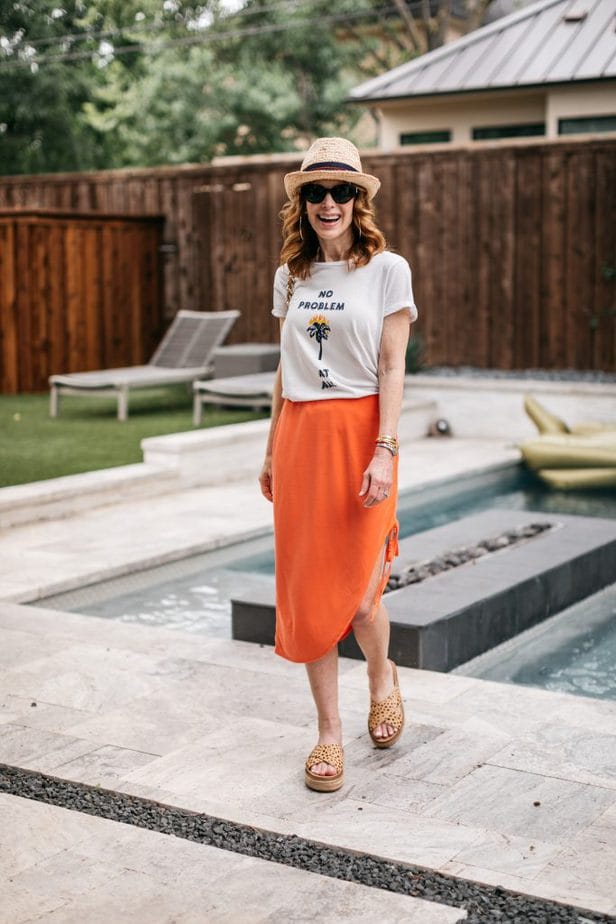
[375,435,399,448]
[375,436,399,456]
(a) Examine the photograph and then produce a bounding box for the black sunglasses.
[301,182,359,204]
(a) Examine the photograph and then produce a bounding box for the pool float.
[523,395,616,436]
[521,395,616,490]
[538,467,616,490]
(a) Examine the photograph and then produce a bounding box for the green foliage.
[0,1,104,174]
[84,0,369,166]
[0,387,267,486]
[0,0,418,174]
[406,333,425,373]
[5,0,497,175]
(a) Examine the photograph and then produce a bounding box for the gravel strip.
[415,366,616,384]
[386,522,553,591]
[1,764,613,924]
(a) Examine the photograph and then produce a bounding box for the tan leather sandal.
[368,660,405,749]
[304,743,344,792]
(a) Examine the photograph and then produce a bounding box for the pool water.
[454,584,616,701]
[37,463,616,699]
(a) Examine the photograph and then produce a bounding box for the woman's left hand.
[359,447,394,507]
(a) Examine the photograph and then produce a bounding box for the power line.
[9,0,318,51]
[0,4,419,71]
[1,0,408,53]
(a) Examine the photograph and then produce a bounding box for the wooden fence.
[0,136,614,372]
[0,210,164,393]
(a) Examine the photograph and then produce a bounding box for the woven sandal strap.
[306,744,344,773]
[368,687,403,732]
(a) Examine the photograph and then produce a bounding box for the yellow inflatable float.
[520,395,616,490]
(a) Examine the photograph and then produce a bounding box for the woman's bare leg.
[305,644,342,777]
[352,554,397,741]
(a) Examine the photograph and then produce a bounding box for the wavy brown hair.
[279,187,386,279]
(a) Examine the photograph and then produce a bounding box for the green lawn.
[0,387,269,487]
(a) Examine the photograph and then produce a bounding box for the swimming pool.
[36,463,616,698]
[454,583,616,701]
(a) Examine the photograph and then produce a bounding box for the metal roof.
[349,0,616,102]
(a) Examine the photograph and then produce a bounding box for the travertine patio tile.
[349,773,446,814]
[549,694,616,736]
[7,850,129,905]
[404,698,484,731]
[291,799,482,868]
[197,637,359,679]
[446,830,560,879]
[389,721,511,786]
[1,794,467,924]
[442,681,572,735]
[2,698,93,734]
[487,723,616,790]
[341,662,481,703]
[0,644,167,711]
[121,716,307,802]
[154,658,319,730]
[65,692,220,755]
[0,626,69,669]
[214,858,466,924]
[0,796,94,878]
[1,587,615,915]
[55,743,160,785]
[0,724,97,772]
[1,884,67,923]
[422,764,616,840]
[529,805,616,912]
[438,860,615,915]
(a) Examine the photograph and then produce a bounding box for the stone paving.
[1,601,615,918]
[2,794,467,923]
[2,430,616,920]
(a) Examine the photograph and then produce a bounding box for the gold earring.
[355,217,363,240]
[299,215,304,242]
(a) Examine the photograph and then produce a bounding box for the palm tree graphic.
[307,314,331,361]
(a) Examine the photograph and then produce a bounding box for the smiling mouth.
[318,216,340,225]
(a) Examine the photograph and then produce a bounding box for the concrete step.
[0,464,177,529]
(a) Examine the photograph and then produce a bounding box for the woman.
[258,137,418,792]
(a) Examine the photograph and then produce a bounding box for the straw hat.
[284,137,380,200]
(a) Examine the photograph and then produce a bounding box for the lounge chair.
[193,371,276,425]
[49,310,239,421]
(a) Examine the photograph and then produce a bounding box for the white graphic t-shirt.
[271,251,418,402]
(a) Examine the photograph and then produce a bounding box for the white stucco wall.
[546,82,616,136]
[377,90,546,147]
[375,81,616,148]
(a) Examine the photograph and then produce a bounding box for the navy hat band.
[305,161,358,172]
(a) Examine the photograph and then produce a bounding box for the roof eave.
[347,76,616,106]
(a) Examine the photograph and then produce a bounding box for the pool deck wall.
[407,375,616,439]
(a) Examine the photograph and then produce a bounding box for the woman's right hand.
[259,455,273,502]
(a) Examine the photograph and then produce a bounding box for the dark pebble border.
[2,764,614,924]
[386,522,552,591]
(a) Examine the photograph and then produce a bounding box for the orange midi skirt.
[271,394,399,663]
